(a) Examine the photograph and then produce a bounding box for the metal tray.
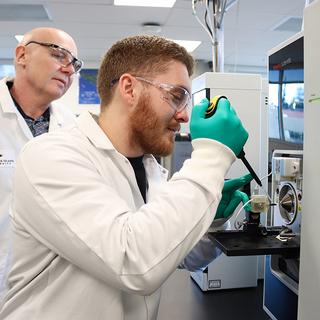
[208,228,300,257]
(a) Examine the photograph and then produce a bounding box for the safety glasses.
[110,76,191,113]
[135,76,191,113]
[25,41,83,73]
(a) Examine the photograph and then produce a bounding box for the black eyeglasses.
[25,41,83,73]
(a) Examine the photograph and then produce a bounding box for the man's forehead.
[23,29,76,51]
[155,61,191,86]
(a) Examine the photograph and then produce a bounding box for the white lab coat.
[0,112,235,320]
[0,77,75,302]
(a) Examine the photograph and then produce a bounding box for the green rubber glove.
[214,174,253,220]
[190,98,248,156]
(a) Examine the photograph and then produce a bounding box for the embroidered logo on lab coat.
[0,150,16,168]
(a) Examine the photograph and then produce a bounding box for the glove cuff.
[192,138,236,158]
[171,138,236,195]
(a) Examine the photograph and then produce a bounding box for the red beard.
[129,91,177,156]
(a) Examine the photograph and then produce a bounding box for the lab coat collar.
[76,111,116,151]
[48,102,65,129]
[0,77,18,114]
[76,111,169,180]
[0,77,34,140]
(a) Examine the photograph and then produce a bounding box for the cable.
[261,171,273,202]
[232,171,274,230]
[205,0,214,37]
[232,0,240,73]
[251,171,272,203]
[233,198,254,230]
[204,10,213,37]
[260,171,272,182]
[192,0,215,46]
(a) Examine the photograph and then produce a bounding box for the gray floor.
[158,270,270,320]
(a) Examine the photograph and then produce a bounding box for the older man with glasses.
[0,35,251,320]
[0,27,82,303]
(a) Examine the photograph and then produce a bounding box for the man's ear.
[118,74,138,106]
[15,45,27,67]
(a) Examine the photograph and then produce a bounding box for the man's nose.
[175,107,189,123]
[61,63,75,75]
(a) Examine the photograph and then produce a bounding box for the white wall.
[56,61,100,116]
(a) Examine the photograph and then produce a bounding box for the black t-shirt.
[127,156,148,203]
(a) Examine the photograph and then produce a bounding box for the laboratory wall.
[56,62,100,116]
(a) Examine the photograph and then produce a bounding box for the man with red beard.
[1,36,251,320]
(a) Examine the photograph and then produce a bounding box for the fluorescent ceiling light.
[114,0,176,8]
[171,40,201,52]
[15,35,23,42]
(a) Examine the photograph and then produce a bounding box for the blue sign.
[79,69,100,104]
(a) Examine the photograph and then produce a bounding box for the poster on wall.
[79,69,100,104]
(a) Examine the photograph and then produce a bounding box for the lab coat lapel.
[0,78,33,140]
